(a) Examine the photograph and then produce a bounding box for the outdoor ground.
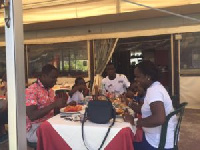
[1,108,200,150]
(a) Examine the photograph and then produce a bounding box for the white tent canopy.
[0,0,200,27]
[2,1,200,150]
[0,0,200,46]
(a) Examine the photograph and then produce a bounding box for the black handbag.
[87,99,115,124]
[82,98,116,150]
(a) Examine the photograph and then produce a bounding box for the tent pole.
[4,0,26,149]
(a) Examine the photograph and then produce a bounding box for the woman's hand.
[123,109,135,125]
[125,90,135,99]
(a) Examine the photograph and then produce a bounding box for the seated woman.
[68,77,89,104]
[124,60,176,150]
[0,74,8,144]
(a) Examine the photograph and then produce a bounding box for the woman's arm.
[136,101,166,128]
[127,99,142,113]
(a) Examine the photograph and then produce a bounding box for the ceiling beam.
[0,3,200,33]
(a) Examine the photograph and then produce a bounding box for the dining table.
[36,112,140,150]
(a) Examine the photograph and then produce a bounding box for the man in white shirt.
[101,63,130,98]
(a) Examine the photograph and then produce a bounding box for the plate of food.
[60,105,83,114]
[112,98,134,116]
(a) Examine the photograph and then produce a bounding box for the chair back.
[158,102,188,150]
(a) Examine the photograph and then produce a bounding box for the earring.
[147,78,150,80]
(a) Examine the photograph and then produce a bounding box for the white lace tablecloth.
[48,115,136,150]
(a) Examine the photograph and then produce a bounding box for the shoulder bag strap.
[98,116,116,150]
[82,109,116,150]
[82,108,90,150]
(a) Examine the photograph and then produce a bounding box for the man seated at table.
[26,64,67,143]
[68,77,89,104]
[101,63,130,98]
[0,74,8,144]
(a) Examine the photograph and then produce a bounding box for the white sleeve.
[145,87,164,105]
[122,75,130,88]
[79,92,84,101]
[67,96,72,103]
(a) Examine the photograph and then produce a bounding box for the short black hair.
[136,60,161,82]
[42,64,58,75]
[106,62,115,68]
[75,77,84,85]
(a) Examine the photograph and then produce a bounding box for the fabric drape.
[94,38,118,75]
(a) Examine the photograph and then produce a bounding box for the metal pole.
[87,40,91,81]
[170,34,174,96]
[4,0,26,149]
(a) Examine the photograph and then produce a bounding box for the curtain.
[94,38,118,75]
[92,38,118,94]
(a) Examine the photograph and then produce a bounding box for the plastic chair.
[27,141,37,150]
[158,102,188,150]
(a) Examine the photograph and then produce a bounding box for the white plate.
[60,108,81,114]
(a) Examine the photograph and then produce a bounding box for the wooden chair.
[158,102,188,150]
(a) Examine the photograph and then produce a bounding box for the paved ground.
[1,108,200,150]
[178,109,200,150]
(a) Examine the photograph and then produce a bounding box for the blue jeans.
[134,134,174,150]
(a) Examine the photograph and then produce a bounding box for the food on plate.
[64,105,82,112]
[115,108,124,115]
[97,96,107,101]
[112,99,126,108]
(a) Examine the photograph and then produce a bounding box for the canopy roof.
[0,0,200,27]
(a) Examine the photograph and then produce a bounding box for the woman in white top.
[124,60,176,150]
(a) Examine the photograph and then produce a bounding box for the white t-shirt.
[101,74,130,97]
[67,91,84,103]
[142,81,177,149]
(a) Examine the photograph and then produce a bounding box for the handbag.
[87,99,115,124]
[82,97,116,150]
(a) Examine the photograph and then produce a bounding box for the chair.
[158,102,188,150]
[27,141,37,150]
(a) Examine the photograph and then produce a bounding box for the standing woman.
[125,60,176,150]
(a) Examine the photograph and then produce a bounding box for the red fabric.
[134,114,143,142]
[37,121,72,150]
[134,128,143,142]
[0,95,6,99]
[105,127,134,150]
[37,121,136,150]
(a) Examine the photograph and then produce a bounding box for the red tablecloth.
[37,121,135,150]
